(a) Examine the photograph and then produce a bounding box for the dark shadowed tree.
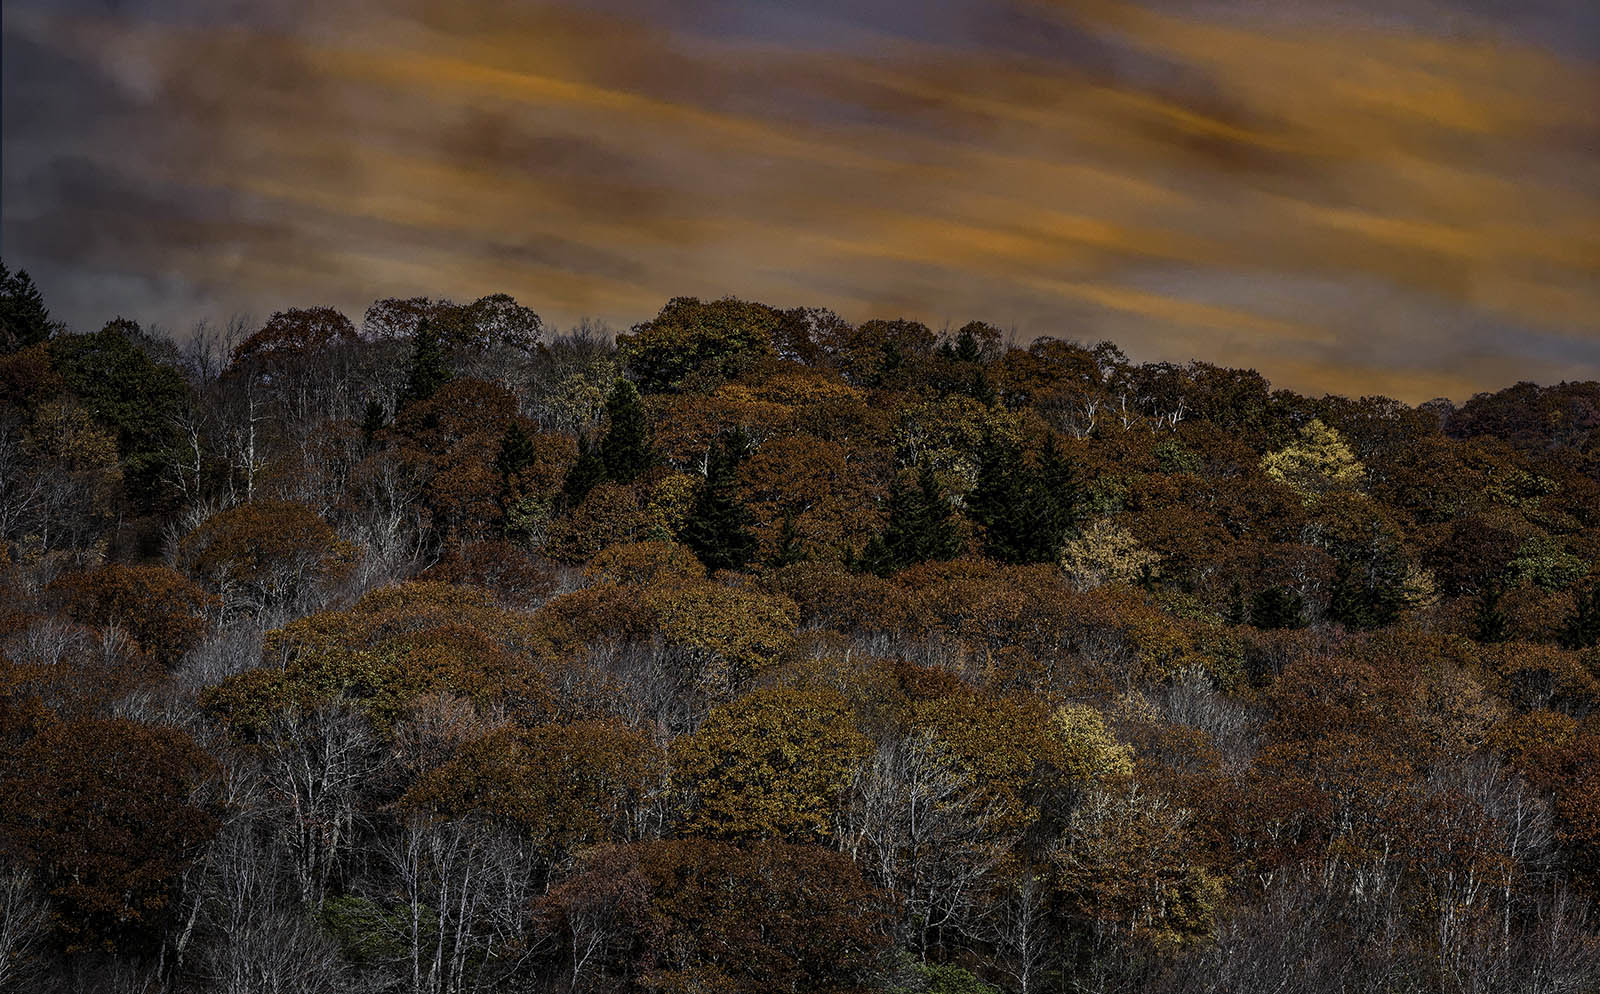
[598,378,653,483]
[679,428,758,573]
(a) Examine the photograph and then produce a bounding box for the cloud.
[2,0,1596,401]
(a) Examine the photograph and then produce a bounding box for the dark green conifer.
[400,318,451,408]
[495,421,535,479]
[0,262,54,352]
[561,433,606,508]
[598,378,653,483]
[954,327,982,364]
[679,429,758,573]
[870,462,962,575]
[969,433,1081,564]
[770,511,806,568]
[360,398,387,445]
[1329,552,1406,630]
[968,435,1030,564]
[1558,582,1600,649]
[1473,584,1510,644]
[1250,585,1305,630]
[1032,435,1081,558]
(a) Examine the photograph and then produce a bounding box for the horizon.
[4,0,1598,404]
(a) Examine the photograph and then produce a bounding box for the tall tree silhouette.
[679,429,758,573]
[400,318,451,408]
[561,433,606,508]
[598,378,653,483]
[860,462,962,575]
[0,262,54,352]
[969,433,1081,564]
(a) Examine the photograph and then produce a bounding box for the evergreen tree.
[968,368,997,406]
[953,327,982,363]
[1250,585,1305,630]
[360,398,387,445]
[598,378,653,483]
[1328,550,1406,630]
[770,511,805,568]
[679,429,758,573]
[0,262,54,352]
[867,462,962,575]
[400,318,451,408]
[1225,579,1248,626]
[561,433,606,508]
[1473,584,1510,644]
[495,421,536,479]
[968,433,1080,564]
[1558,583,1600,649]
[1032,435,1081,557]
[968,435,1031,564]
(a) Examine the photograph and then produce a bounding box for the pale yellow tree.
[1259,419,1364,501]
[1060,520,1161,591]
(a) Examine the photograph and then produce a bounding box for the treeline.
[1,262,1599,993]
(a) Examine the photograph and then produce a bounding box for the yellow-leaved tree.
[1259,419,1364,501]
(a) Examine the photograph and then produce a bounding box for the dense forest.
[2,260,1599,993]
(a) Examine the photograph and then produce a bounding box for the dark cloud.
[3,0,1596,400]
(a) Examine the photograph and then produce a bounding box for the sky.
[3,0,1597,403]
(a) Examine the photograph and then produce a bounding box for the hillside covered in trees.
[2,263,1599,993]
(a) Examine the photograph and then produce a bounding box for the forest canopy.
[2,269,1599,993]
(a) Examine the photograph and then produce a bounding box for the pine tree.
[969,433,1081,564]
[968,368,997,406]
[1473,584,1510,644]
[1558,583,1600,649]
[968,434,1031,564]
[868,462,962,575]
[598,378,653,483]
[1225,579,1248,625]
[770,511,805,568]
[495,421,535,479]
[1250,585,1305,630]
[0,262,54,353]
[1032,435,1081,559]
[954,327,982,363]
[561,433,606,508]
[360,398,387,445]
[679,429,758,573]
[400,318,451,408]
[1329,548,1407,630]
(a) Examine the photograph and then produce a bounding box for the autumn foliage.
[2,276,1599,992]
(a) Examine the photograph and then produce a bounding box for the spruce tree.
[770,511,805,568]
[954,327,982,363]
[1558,583,1600,649]
[870,462,962,575]
[1473,584,1510,644]
[1225,579,1248,625]
[679,429,758,573]
[561,433,606,508]
[1032,435,1081,559]
[598,378,653,483]
[1329,551,1406,630]
[968,434,1031,564]
[969,433,1081,564]
[1250,585,1305,630]
[400,318,451,408]
[495,421,535,479]
[0,262,54,353]
[360,398,387,445]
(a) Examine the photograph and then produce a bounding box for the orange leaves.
[177,500,357,612]
[50,564,217,668]
[0,718,221,953]
[402,719,659,854]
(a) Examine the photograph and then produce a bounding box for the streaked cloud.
[2,0,1595,401]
